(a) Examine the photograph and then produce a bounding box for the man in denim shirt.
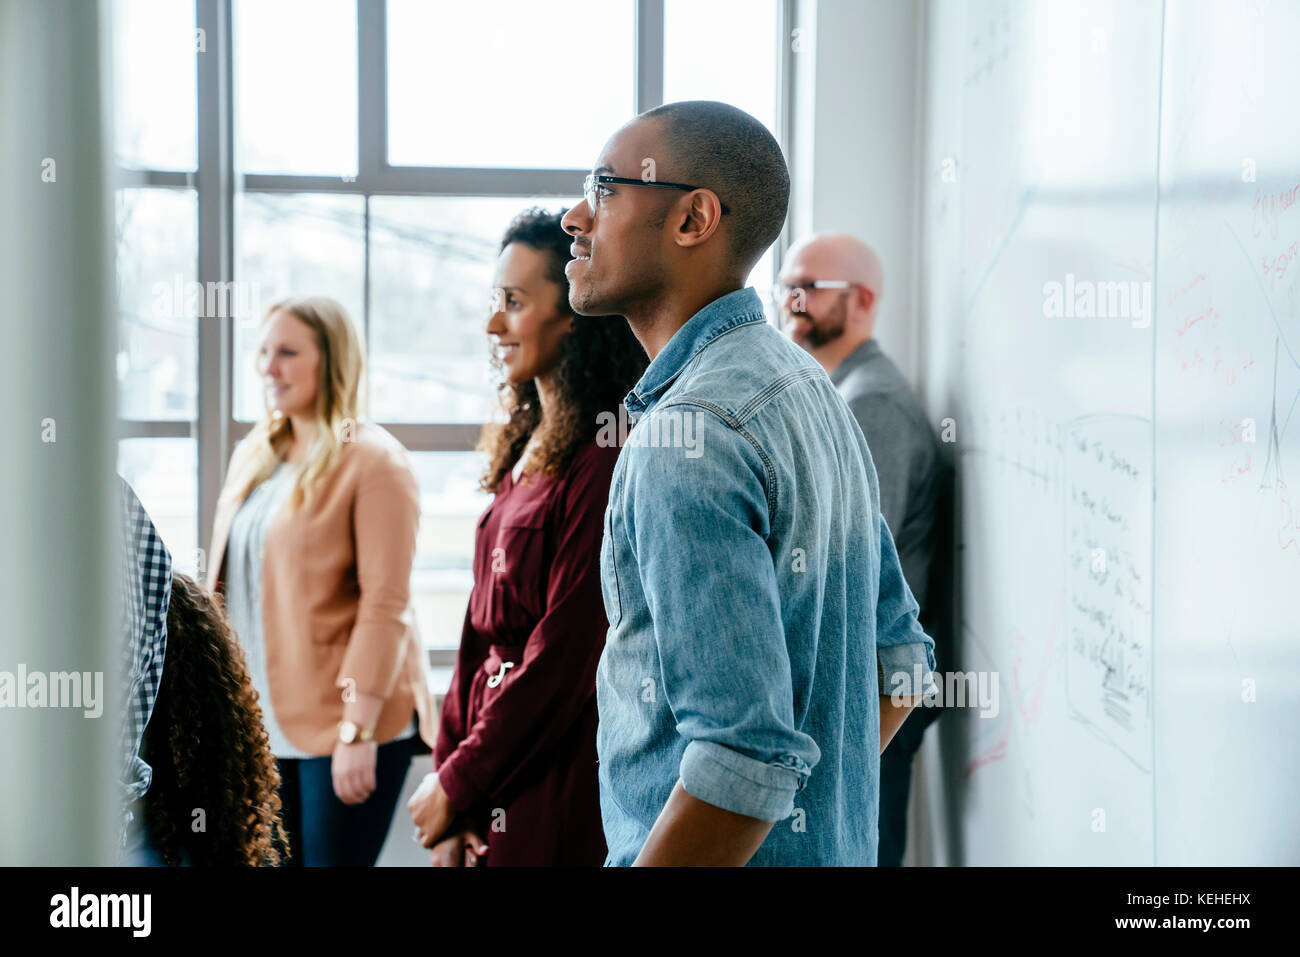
[561,101,937,866]
[779,233,943,866]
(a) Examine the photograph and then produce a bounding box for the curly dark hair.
[479,206,648,492]
[140,572,289,865]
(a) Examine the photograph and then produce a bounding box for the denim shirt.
[595,286,938,866]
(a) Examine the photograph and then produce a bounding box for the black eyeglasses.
[582,173,731,216]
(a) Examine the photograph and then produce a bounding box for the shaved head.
[778,233,884,362]
[561,100,790,351]
[640,100,791,275]
[785,234,883,302]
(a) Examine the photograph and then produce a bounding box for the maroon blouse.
[434,439,619,866]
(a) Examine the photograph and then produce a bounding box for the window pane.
[235,0,358,175]
[410,452,492,652]
[749,247,776,322]
[116,188,199,420]
[368,195,562,423]
[664,0,779,136]
[234,193,365,421]
[117,438,199,577]
[112,0,197,170]
[386,0,635,168]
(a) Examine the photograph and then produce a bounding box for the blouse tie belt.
[484,644,526,688]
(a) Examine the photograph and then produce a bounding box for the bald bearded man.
[777,234,941,866]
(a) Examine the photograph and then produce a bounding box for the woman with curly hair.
[130,572,288,865]
[408,206,647,866]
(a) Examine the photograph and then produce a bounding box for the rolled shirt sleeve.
[625,409,820,822]
[875,512,938,700]
[680,740,810,822]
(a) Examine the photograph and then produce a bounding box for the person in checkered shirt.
[116,477,172,859]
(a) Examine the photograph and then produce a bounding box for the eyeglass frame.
[582,173,731,217]
[772,279,863,302]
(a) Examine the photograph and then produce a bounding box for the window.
[116,188,199,421]
[410,452,494,652]
[112,0,198,171]
[117,439,199,578]
[664,0,782,314]
[113,0,793,672]
[234,0,358,176]
[112,0,199,564]
[368,195,559,423]
[385,0,635,169]
[664,0,780,135]
[234,193,366,420]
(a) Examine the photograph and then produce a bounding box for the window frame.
[116,0,797,668]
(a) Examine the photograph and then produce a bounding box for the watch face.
[339,721,357,743]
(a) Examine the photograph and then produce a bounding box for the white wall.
[790,0,927,385]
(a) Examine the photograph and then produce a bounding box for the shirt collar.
[829,337,881,388]
[624,286,768,415]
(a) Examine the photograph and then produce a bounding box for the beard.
[790,294,848,348]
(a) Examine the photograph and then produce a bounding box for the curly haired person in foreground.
[131,572,288,866]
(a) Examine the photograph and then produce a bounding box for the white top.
[512,434,539,482]
[226,463,311,758]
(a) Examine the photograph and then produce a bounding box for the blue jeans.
[878,708,936,866]
[276,736,417,867]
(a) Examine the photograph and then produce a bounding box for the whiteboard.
[919,0,1300,865]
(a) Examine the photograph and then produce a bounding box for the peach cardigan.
[206,422,436,756]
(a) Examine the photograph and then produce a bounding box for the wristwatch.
[338,720,376,744]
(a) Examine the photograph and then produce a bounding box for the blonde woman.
[206,297,435,866]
